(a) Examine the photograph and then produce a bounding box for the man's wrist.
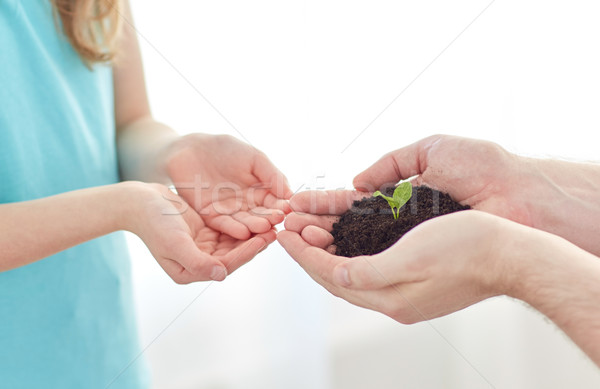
[502,225,580,309]
[516,156,600,255]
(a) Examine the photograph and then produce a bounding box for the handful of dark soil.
[331,186,470,257]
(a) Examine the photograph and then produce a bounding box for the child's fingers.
[232,211,272,234]
[164,232,228,282]
[247,206,286,225]
[263,193,292,214]
[206,214,251,240]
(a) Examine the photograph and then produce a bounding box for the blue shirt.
[0,1,149,387]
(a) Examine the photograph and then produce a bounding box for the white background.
[126,0,600,388]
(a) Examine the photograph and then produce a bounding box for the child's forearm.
[520,157,600,256]
[0,183,135,271]
[508,228,600,366]
[116,116,179,183]
[112,0,180,185]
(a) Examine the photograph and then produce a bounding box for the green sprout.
[373,182,413,220]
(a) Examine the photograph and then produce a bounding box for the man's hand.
[351,134,600,255]
[280,200,600,368]
[285,135,530,262]
[165,134,292,240]
[352,134,531,224]
[279,210,515,323]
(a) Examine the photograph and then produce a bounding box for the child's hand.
[165,134,291,242]
[121,182,275,283]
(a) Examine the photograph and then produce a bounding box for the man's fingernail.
[210,266,227,281]
[334,266,351,287]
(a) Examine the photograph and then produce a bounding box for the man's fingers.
[352,135,441,191]
[284,212,338,233]
[301,225,334,249]
[277,231,396,314]
[290,190,369,215]
[333,247,420,290]
[277,230,342,285]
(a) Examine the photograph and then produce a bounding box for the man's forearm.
[510,228,600,366]
[520,156,600,256]
[116,116,179,183]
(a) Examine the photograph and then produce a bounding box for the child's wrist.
[109,181,149,233]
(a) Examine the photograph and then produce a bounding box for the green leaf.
[372,183,413,220]
[392,182,413,210]
[373,190,394,204]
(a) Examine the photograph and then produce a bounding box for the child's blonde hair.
[51,0,122,65]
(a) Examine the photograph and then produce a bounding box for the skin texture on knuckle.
[346,261,381,290]
[381,301,412,324]
[282,214,299,231]
[253,147,269,161]
[427,133,446,142]
[171,273,190,285]
[418,133,445,154]
[395,314,421,325]
[315,267,333,286]
[160,232,198,267]
[214,134,240,149]
[387,303,422,325]
[187,260,208,277]
[161,233,186,256]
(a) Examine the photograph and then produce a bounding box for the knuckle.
[317,268,332,283]
[171,273,190,285]
[350,260,378,288]
[384,303,416,324]
[354,273,376,290]
[254,147,268,159]
[283,217,293,230]
[188,260,209,276]
[255,217,271,230]
[163,236,185,257]
[216,134,236,143]
[328,288,345,300]
[396,312,420,325]
[429,133,447,141]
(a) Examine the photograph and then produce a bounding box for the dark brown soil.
[331,186,470,257]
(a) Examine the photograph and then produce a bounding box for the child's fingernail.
[334,266,351,287]
[210,265,227,281]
